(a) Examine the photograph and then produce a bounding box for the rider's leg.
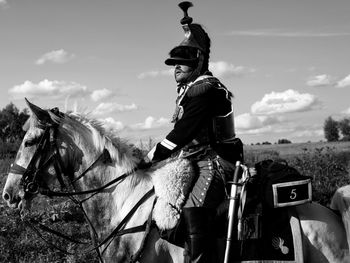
[182,156,234,263]
[183,207,215,263]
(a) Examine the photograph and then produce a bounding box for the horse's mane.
[27,110,140,174]
[65,111,139,173]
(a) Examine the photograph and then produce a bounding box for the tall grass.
[0,154,98,263]
[244,146,350,207]
[287,147,350,206]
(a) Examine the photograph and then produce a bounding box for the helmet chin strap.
[177,52,205,85]
[192,51,205,78]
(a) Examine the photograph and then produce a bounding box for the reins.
[11,108,156,262]
[23,188,155,260]
[40,164,136,197]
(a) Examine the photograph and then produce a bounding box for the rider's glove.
[137,156,152,169]
[137,145,158,169]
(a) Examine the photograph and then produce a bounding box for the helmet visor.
[165,46,199,66]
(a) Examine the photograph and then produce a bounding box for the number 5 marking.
[290,189,297,200]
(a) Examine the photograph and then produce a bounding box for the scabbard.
[223,161,242,263]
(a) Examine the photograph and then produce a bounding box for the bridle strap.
[16,126,52,197]
[71,148,111,184]
[39,167,136,197]
[9,163,27,175]
[28,218,90,245]
[9,127,52,178]
[99,188,155,254]
[129,196,157,263]
[24,221,77,255]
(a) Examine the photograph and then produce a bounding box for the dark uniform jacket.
[150,72,242,163]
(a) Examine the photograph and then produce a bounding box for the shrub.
[0,197,98,263]
[286,147,350,206]
[339,118,350,139]
[0,155,98,262]
[244,149,280,166]
[324,116,340,142]
[277,139,292,144]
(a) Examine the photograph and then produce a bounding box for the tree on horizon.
[338,118,350,141]
[324,116,339,142]
[0,102,29,142]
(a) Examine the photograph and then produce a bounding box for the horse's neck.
[74,149,148,218]
[74,157,154,259]
[61,123,157,260]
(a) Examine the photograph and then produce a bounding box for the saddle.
[226,159,312,262]
[151,158,312,262]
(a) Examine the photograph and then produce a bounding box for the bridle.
[9,108,155,262]
[10,108,118,199]
[10,110,68,199]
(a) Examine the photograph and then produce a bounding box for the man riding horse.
[141,2,244,262]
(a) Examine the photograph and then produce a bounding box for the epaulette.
[187,77,221,97]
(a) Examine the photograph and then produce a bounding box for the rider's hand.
[138,157,152,169]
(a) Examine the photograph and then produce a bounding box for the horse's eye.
[24,137,40,147]
[24,140,34,147]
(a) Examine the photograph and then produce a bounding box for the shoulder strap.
[187,75,221,97]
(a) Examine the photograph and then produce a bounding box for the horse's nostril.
[3,192,10,201]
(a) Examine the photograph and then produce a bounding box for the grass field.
[244,141,350,158]
[0,156,97,263]
[1,140,350,262]
[244,141,350,207]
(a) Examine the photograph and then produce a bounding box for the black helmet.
[165,2,211,67]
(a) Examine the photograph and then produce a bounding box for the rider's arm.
[147,93,214,162]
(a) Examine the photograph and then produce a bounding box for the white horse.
[2,100,350,263]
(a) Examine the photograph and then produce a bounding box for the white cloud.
[91,88,114,102]
[101,117,124,132]
[251,89,321,115]
[336,74,350,88]
[306,74,333,87]
[93,102,137,116]
[9,79,88,99]
[235,113,264,130]
[235,115,323,142]
[132,116,170,130]
[306,73,350,88]
[137,69,173,79]
[137,61,255,80]
[209,61,255,78]
[292,129,323,138]
[235,99,325,142]
[35,49,75,65]
[235,113,282,130]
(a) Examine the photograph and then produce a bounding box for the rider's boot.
[159,216,186,247]
[183,207,215,263]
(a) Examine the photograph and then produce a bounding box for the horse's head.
[2,99,139,217]
[2,99,81,214]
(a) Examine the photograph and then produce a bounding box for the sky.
[0,0,349,145]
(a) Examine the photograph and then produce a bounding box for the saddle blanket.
[230,208,303,263]
[150,158,195,230]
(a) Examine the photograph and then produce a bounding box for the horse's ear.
[25,98,51,124]
[22,119,30,131]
